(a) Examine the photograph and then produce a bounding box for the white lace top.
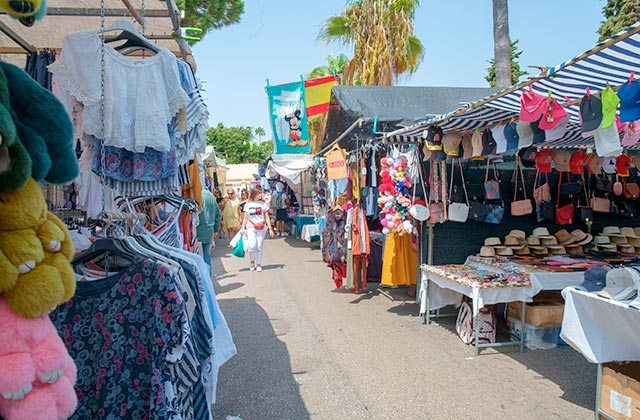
[50,31,188,153]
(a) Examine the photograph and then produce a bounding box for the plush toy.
[0,178,75,318]
[0,0,46,26]
[0,297,77,420]
[377,156,413,235]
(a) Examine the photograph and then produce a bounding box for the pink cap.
[539,100,568,130]
[520,88,548,123]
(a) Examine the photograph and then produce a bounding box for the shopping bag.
[232,236,246,258]
[229,231,242,248]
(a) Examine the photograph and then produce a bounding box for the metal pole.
[316,118,366,156]
[0,21,35,54]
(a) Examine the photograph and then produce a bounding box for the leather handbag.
[595,176,615,193]
[468,200,490,222]
[591,196,611,213]
[511,156,533,216]
[576,174,594,223]
[533,170,551,205]
[448,159,469,223]
[555,173,574,225]
[539,200,556,221]
[624,171,640,200]
[484,160,501,200]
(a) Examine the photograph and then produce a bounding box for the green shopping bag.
[232,236,245,258]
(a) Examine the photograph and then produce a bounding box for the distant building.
[225,163,260,192]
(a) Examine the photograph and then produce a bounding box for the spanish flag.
[304,75,339,117]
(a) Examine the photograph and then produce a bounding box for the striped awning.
[386,21,640,146]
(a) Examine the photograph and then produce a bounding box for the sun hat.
[621,227,640,239]
[539,99,568,130]
[554,229,577,245]
[531,246,549,256]
[520,89,548,122]
[549,246,567,255]
[616,155,632,177]
[478,246,496,258]
[553,150,572,172]
[593,235,617,252]
[610,235,629,245]
[505,235,525,247]
[540,236,559,247]
[602,226,624,237]
[425,125,444,151]
[484,237,502,247]
[571,229,593,246]
[496,246,514,257]
[566,244,584,256]
[586,153,603,175]
[516,121,534,149]
[471,129,483,158]
[491,125,508,154]
[530,119,546,144]
[598,267,640,300]
[461,133,473,159]
[580,93,603,133]
[594,123,623,158]
[443,132,462,157]
[577,266,609,292]
[535,148,554,173]
[504,122,520,152]
[532,227,552,238]
[512,245,530,255]
[569,149,588,175]
[601,156,617,175]
[618,243,636,256]
[622,121,640,146]
[482,129,497,156]
[617,80,640,122]
[629,237,640,247]
[527,236,542,246]
[509,229,526,240]
[600,86,621,129]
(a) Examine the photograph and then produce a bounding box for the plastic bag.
[232,236,246,258]
[229,231,242,248]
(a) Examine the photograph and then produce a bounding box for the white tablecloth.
[301,224,320,242]
[561,288,640,363]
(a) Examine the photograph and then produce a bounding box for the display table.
[301,224,320,242]
[561,288,640,419]
[294,214,316,237]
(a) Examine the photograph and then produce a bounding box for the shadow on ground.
[284,237,320,250]
[212,296,310,419]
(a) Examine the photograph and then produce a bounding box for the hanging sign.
[266,81,311,154]
[325,145,348,180]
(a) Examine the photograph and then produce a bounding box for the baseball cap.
[576,266,609,293]
[617,80,640,123]
[616,154,632,177]
[482,129,497,156]
[535,148,554,173]
[518,146,538,168]
[461,133,473,159]
[443,132,462,157]
[553,150,572,172]
[586,153,603,175]
[594,123,623,158]
[471,129,483,158]
[516,121,534,149]
[623,121,640,146]
[597,267,640,301]
[544,116,569,142]
[539,99,568,130]
[425,125,444,151]
[580,93,603,133]
[569,149,588,175]
[601,156,617,175]
[520,89,548,122]
[491,125,508,154]
[530,119,546,144]
[504,121,520,152]
[600,86,621,129]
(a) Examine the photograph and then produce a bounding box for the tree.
[176,0,244,42]
[598,0,640,41]
[308,54,350,79]
[492,0,512,89]
[319,0,425,86]
[206,123,272,164]
[254,127,266,143]
[485,39,527,87]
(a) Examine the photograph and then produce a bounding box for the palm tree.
[308,54,350,79]
[320,0,424,86]
[254,127,266,143]
[492,0,512,88]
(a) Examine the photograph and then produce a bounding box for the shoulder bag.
[448,159,470,223]
[511,156,533,216]
[484,159,501,200]
[555,172,575,225]
[533,169,551,205]
[624,169,640,201]
[576,173,594,223]
[429,161,447,224]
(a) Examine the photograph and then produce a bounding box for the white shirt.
[244,201,269,228]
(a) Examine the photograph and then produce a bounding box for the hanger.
[98,19,161,55]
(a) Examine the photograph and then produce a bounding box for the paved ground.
[211,236,595,420]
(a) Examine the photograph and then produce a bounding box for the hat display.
[616,155,632,177]
[602,226,624,237]
[513,246,531,256]
[622,121,640,147]
[570,229,593,246]
[535,148,554,173]
[586,153,603,175]
[553,150,572,172]
[425,125,444,151]
[544,116,569,142]
[484,237,502,247]
[520,90,548,122]
[594,123,623,158]
[593,235,617,252]
[530,119,546,144]
[617,80,640,123]
[610,235,629,245]
[580,93,603,133]
[509,229,526,240]
[471,129,483,158]
[629,237,640,247]
[569,149,588,175]
[620,227,639,239]
[566,244,584,256]
[541,236,559,247]
[601,156,617,175]
[600,86,621,129]
[635,227,640,236]
[504,122,520,152]
[491,125,508,154]
[577,266,609,293]
[481,129,497,156]
[531,246,549,256]
[532,227,552,238]
[516,121,534,149]
[443,132,462,157]
[549,246,567,255]
[554,229,576,245]
[504,235,525,247]
[478,246,496,258]
[618,243,636,256]
[598,267,640,300]
[496,246,514,257]
[527,236,542,246]
[539,99,568,130]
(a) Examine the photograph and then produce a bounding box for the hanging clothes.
[25,49,56,90]
[182,154,203,209]
[322,208,347,288]
[381,232,418,287]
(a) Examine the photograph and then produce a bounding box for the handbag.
[428,161,447,224]
[456,300,496,345]
[555,173,574,225]
[448,159,470,223]
[576,174,594,223]
[624,171,640,200]
[468,200,490,222]
[533,170,551,205]
[511,156,533,216]
[485,205,505,224]
[484,160,501,200]
[591,196,611,213]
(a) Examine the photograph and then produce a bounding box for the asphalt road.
[211,236,594,420]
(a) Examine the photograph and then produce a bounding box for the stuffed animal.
[0,0,46,26]
[0,178,75,318]
[0,297,77,420]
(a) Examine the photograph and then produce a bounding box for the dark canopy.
[322,86,498,151]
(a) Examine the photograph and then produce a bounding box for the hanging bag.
[555,172,575,225]
[484,160,501,200]
[448,159,470,223]
[533,170,551,205]
[511,156,533,216]
[576,173,594,223]
[624,168,640,201]
[231,235,246,258]
[428,161,447,224]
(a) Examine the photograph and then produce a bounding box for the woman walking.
[241,189,274,272]
[222,189,241,239]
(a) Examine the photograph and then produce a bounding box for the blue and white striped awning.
[386,21,640,146]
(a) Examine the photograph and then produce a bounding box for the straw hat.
[554,229,577,245]
[620,227,640,239]
[504,235,525,247]
[566,244,584,256]
[602,226,625,237]
[508,230,526,240]
[635,227,640,237]
[514,246,531,256]
[593,236,617,252]
[549,246,567,255]
[571,229,593,246]
[618,243,636,256]
[532,227,553,238]
[478,246,496,258]
[496,246,514,257]
[541,236,559,247]
[531,246,549,256]
[484,237,502,247]
[527,236,542,246]
[629,237,640,247]
[610,235,630,245]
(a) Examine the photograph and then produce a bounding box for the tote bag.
[484,160,501,200]
[448,159,469,223]
[232,236,246,258]
[511,156,533,216]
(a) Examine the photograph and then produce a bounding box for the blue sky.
[193,0,606,135]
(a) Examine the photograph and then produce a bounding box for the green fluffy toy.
[0,62,78,192]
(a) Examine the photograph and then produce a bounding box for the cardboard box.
[601,363,640,419]
[507,300,564,327]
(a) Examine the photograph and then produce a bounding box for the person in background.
[239,188,249,214]
[222,188,241,240]
[197,187,221,269]
[213,188,224,205]
[273,182,289,236]
[241,189,275,272]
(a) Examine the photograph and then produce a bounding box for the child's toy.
[377,156,413,235]
[0,0,47,26]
